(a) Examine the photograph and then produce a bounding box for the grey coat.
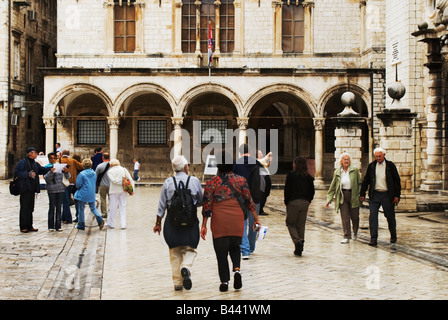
[44,169,71,194]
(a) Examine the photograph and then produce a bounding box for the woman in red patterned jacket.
[201,151,260,292]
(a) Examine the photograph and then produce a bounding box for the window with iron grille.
[138,120,167,144]
[200,120,227,144]
[78,120,107,145]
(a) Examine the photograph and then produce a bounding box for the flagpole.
[208,21,212,83]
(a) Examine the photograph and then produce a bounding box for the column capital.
[108,117,120,129]
[313,118,325,130]
[171,117,184,129]
[236,117,249,129]
[43,117,55,129]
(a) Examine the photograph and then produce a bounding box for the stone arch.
[45,83,113,118]
[113,82,178,117]
[244,83,318,118]
[177,82,244,117]
[318,82,371,118]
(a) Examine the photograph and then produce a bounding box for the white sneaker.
[242,255,250,260]
[353,234,357,241]
[341,238,350,244]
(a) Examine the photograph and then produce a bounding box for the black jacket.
[284,171,315,205]
[360,159,401,201]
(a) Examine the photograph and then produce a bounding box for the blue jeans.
[133,170,139,180]
[75,200,104,230]
[241,203,259,256]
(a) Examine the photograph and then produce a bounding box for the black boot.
[294,240,304,256]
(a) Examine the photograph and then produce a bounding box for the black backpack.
[167,176,197,228]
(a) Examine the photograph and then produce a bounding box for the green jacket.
[326,165,362,212]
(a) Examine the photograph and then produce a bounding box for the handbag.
[9,176,28,196]
[122,169,134,195]
[222,175,248,220]
[62,174,70,187]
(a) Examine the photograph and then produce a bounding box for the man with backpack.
[153,155,203,291]
[233,144,263,260]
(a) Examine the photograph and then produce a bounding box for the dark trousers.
[19,189,35,230]
[48,192,64,230]
[369,191,396,241]
[213,236,242,283]
[62,185,76,223]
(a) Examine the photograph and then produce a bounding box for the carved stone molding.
[171,117,184,129]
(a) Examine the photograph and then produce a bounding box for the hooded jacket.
[74,168,97,203]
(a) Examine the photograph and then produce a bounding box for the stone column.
[174,1,183,54]
[171,117,184,157]
[421,41,443,191]
[104,1,114,54]
[134,1,145,53]
[302,0,314,54]
[332,92,364,171]
[412,28,444,191]
[313,117,324,189]
[272,1,283,55]
[195,0,202,56]
[214,0,221,55]
[236,117,249,149]
[108,117,120,160]
[43,118,55,155]
[377,82,417,212]
[233,0,242,54]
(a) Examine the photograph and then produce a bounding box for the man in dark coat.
[360,147,401,246]
[14,147,50,233]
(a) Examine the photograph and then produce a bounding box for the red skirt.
[210,198,245,239]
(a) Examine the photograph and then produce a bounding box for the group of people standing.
[14,146,135,233]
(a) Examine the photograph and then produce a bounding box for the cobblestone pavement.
[1,180,447,302]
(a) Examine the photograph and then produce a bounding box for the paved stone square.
[0,181,447,301]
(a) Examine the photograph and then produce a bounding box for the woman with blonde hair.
[106,159,134,229]
[74,158,105,230]
[326,153,362,243]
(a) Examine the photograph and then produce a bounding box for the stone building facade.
[43,0,389,185]
[0,0,57,178]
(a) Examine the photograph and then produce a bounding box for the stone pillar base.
[396,194,417,213]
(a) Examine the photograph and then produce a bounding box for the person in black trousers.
[360,147,401,246]
[284,156,315,256]
[14,147,50,233]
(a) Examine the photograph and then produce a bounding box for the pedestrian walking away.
[106,159,134,229]
[14,147,51,233]
[91,147,103,171]
[133,158,141,181]
[360,147,401,247]
[153,155,203,291]
[95,153,111,218]
[233,143,263,259]
[59,149,84,224]
[74,158,105,230]
[326,152,362,243]
[201,151,260,292]
[44,152,71,231]
[284,156,315,256]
